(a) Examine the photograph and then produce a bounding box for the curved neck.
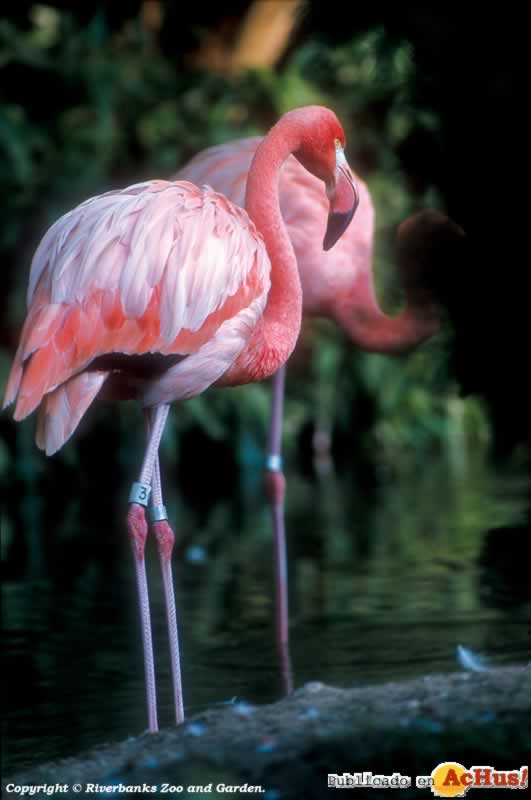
[232,122,304,381]
[334,270,440,354]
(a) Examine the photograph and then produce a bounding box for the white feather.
[27,180,270,351]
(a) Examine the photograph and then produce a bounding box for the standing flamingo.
[3,107,357,733]
[176,136,462,686]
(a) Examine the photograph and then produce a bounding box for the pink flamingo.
[177,137,457,687]
[3,107,357,732]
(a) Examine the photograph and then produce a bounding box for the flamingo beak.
[323,149,359,251]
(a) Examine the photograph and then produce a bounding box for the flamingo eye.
[334,138,342,150]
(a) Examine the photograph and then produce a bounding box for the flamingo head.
[290,107,359,251]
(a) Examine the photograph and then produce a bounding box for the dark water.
[3,460,531,775]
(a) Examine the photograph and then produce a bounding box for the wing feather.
[5,179,270,421]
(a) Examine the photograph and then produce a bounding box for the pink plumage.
[176,136,441,351]
[176,137,373,314]
[4,180,270,453]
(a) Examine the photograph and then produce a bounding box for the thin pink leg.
[265,366,293,695]
[127,403,170,733]
[150,445,185,725]
[127,504,158,732]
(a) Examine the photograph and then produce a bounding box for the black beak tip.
[323,209,355,251]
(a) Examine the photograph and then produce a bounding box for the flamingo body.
[5,180,270,454]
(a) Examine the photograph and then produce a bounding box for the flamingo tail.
[35,370,109,455]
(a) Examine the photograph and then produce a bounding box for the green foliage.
[0,6,491,479]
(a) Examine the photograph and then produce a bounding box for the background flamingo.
[2,106,357,732]
[176,137,464,683]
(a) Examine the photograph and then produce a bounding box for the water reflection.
[3,454,531,774]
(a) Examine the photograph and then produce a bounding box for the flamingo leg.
[148,423,185,725]
[127,402,170,733]
[265,366,293,694]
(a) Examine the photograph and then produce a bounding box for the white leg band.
[148,504,169,523]
[129,481,152,507]
[266,454,283,472]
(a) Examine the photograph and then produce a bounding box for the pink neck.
[333,271,440,354]
[228,122,303,381]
